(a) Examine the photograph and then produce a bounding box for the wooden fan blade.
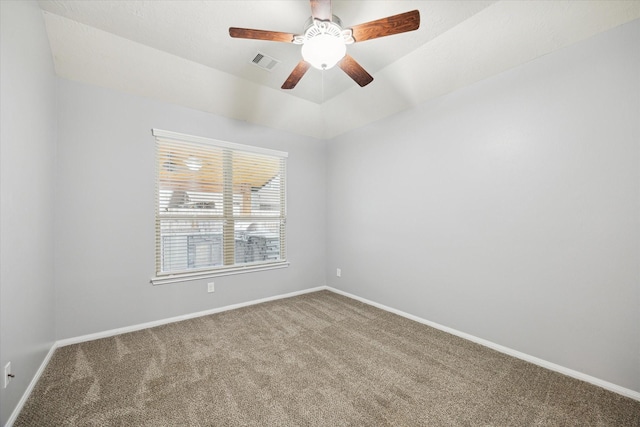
[310,0,332,21]
[338,54,373,87]
[229,27,295,43]
[282,61,311,89]
[350,10,420,42]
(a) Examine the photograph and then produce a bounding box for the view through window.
[152,130,287,282]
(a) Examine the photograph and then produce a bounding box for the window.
[151,129,288,284]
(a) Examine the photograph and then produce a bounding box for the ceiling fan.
[229,0,420,89]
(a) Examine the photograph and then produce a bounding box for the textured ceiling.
[38,1,640,139]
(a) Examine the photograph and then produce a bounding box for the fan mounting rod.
[229,0,420,90]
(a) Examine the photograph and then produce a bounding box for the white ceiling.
[38,1,640,139]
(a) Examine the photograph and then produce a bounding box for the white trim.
[57,286,325,347]
[151,262,290,285]
[6,343,58,427]
[326,286,640,402]
[9,285,639,425]
[151,128,289,158]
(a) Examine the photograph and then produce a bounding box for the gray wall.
[1,5,638,424]
[54,78,326,340]
[0,1,57,424]
[326,19,640,392]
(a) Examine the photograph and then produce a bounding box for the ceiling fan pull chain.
[229,1,419,89]
[322,69,325,103]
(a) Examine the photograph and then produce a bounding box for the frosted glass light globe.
[301,34,346,70]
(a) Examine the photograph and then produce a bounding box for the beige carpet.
[15,290,640,426]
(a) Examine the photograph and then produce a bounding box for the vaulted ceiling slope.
[38,1,640,139]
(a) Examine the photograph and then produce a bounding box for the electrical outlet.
[336,268,341,277]
[207,282,215,293]
[4,362,12,388]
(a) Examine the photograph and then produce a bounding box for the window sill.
[151,261,290,285]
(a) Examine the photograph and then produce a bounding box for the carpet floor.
[15,290,640,426]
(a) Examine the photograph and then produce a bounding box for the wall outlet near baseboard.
[4,362,12,388]
[336,268,341,277]
[207,282,215,293]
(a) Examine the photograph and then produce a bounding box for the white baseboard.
[6,342,58,427]
[8,284,638,426]
[8,286,326,425]
[326,286,640,402]
[57,286,327,347]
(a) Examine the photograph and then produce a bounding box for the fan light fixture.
[229,1,421,89]
[295,19,354,70]
[301,33,345,70]
[185,156,202,171]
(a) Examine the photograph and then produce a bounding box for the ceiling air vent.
[251,52,280,71]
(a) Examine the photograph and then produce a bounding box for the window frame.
[150,129,289,285]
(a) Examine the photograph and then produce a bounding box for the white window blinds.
[152,129,288,284]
